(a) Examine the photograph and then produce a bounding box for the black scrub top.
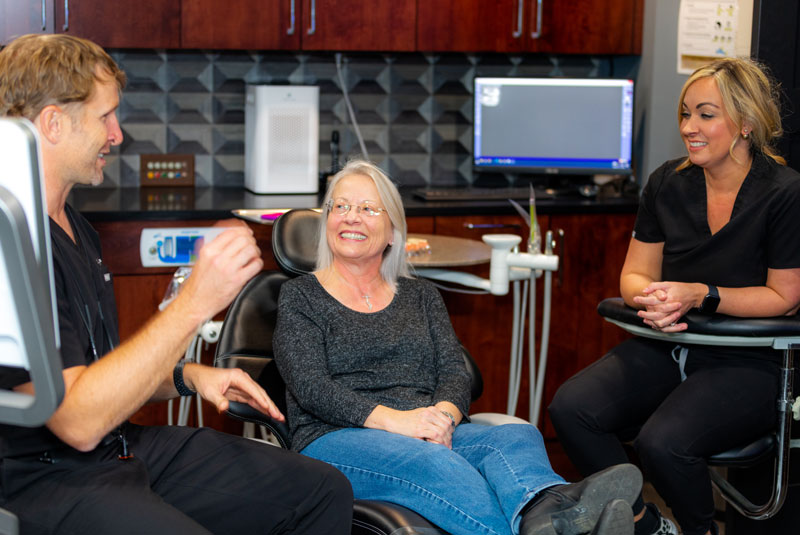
[632,153,800,365]
[0,204,119,458]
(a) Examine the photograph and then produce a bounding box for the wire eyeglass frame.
[326,198,387,217]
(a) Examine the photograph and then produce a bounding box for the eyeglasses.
[326,198,387,217]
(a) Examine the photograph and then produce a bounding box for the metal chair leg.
[710,347,795,520]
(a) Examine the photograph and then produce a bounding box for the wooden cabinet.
[417,0,525,53]
[538,213,634,436]
[300,0,416,51]
[0,0,54,45]
[182,0,415,52]
[5,0,641,54]
[417,0,644,55]
[530,0,644,55]
[55,0,180,48]
[182,0,301,50]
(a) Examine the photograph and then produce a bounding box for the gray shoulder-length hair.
[316,159,410,288]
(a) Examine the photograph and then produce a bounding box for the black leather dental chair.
[598,297,800,521]
[214,269,442,534]
[215,208,531,534]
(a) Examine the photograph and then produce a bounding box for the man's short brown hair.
[0,34,127,120]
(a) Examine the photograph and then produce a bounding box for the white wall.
[635,0,689,185]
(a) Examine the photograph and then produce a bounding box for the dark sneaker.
[591,499,634,535]
[641,503,678,535]
[520,464,642,535]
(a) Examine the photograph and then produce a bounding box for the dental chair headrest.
[272,209,321,277]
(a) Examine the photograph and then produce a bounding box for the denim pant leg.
[302,427,514,535]
[452,423,566,534]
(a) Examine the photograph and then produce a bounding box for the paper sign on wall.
[677,0,752,74]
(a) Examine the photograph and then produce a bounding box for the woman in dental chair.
[273,159,641,535]
[549,57,800,535]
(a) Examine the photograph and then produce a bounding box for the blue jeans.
[301,423,566,535]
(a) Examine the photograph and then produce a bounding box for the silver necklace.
[333,268,379,311]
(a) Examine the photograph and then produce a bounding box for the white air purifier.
[245,85,319,194]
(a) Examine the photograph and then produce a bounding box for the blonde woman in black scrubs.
[549,57,800,535]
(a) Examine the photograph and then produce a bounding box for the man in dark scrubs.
[0,33,353,534]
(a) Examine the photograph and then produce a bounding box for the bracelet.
[441,410,456,429]
[173,359,196,396]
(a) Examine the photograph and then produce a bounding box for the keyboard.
[412,187,554,202]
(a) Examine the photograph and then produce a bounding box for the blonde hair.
[676,57,784,170]
[0,34,126,120]
[316,159,410,287]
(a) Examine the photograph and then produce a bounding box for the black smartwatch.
[698,284,720,314]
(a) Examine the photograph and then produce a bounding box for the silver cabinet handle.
[512,0,524,38]
[555,228,564,287]
[62,0,69,31]
[42,0,46,30]
[287,0,295,35]
[307,0,316,35]
[530,0,542,39]
[463,223,521,230]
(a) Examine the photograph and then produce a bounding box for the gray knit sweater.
[273,274,472,452]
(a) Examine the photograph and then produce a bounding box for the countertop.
[68,186,638,222]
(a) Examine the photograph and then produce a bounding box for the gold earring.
[742,131,750,139]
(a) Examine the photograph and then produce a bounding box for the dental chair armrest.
[224,402,291,449]
[214,354,292,447]
[470,412,531,426]
[598,298,800,346]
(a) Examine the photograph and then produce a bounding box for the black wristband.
[173,359,196,396]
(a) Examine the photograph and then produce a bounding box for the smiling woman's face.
[680,76,745,174]
[326,173,393,266]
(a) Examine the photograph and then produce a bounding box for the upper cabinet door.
[1,0,55,45]
[526,0,643,54]
[417,0,525,53]
[301,0,416,51]
[417,0,642,55]
[55,0,180,48]
[182,0,302,50]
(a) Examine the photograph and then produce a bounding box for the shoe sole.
[592,499,634,535]
[525,464,642,535]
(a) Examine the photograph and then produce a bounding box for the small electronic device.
[244,84,320,194]
[140,228,225,268]
[699,284,720,314]
[473,77,634,176]
[139,154,195,187]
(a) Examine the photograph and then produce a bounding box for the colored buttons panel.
[139,154,195,187]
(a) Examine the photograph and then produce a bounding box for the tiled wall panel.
[104,50,638,188]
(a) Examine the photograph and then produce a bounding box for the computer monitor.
[473,77,634,177]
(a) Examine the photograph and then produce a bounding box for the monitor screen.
[473,77,634,176]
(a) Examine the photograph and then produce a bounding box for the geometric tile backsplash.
[98,49,640,189]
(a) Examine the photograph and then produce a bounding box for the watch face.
[701,294,720,314]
